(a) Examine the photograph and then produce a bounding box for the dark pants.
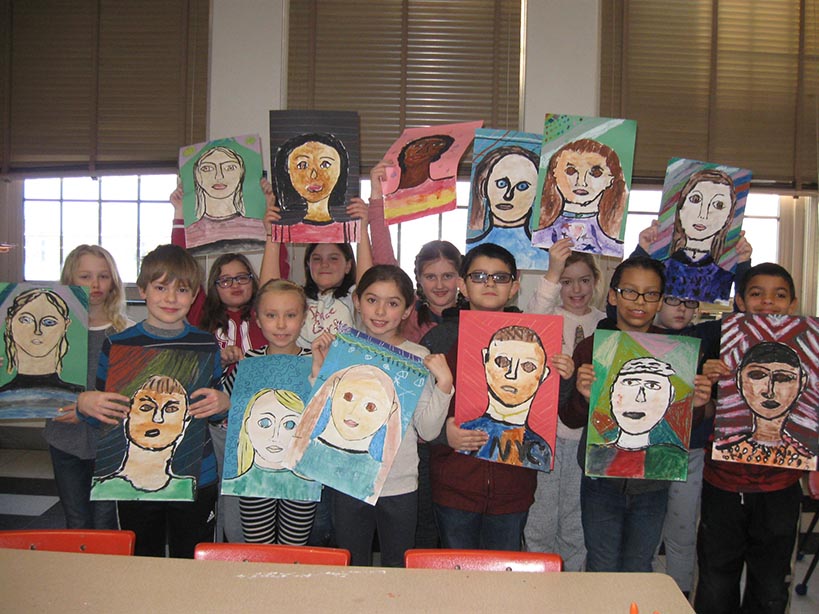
[433,503,528,551]
[580,475,668,572]
[307,487,334,546]
[49,446,118,530]
[694,481,801,614]
[415,442,440,548]
[117,483,217,558]
[332,489,417,567]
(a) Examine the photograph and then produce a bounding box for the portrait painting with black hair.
[380,120,483,225]
[284,327,430,505]
[454,311,563,472]
[712,314,818,470]
[221,354,320,502]
[179,134,268,255]
[465,129,550,271]
[585,330,700,481]
[530,114,636,258]
[648,158,751,304]
[269,110,361,243]
[90,346,217,502]
[0,283,88,420]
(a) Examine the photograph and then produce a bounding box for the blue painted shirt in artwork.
[467,224,550,271]
[222,464,321,502]
[461,415,552,472]
[532,213,624,257]
[665,250,734,304]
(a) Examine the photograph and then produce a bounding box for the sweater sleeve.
[367,197,399,266]
[560,336,593,429]
[526,276,562,315]
[412,377,454,442]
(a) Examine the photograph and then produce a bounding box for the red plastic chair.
[194,542,351,566]
[405,549,563,572]
[0,529,136,555]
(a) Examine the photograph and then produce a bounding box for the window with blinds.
[0,0,209,177]
[600,0,818,190]
[287,0,523,174]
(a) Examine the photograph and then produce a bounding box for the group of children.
[40,162,806,613]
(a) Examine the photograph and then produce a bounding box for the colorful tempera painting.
[269,110,361,243]
[179,134,267,255]
[712,314,818,470]
[91,346,217,501]
[454,311,562,472]
[465,129,550,271]
[648,158,751,304]
[0,283,88,420]
[585,330,700,481]
[530,114,637,258]
[222,354,321,502]
[381,120,483,225]
[284,326,430,505]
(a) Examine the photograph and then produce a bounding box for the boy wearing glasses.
[562,256,711,572]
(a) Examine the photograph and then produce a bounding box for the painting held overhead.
[381,120,483,225]
[466,129,550,271]
[269,110,361,243]
[649,158,751,304]
[585,329,700,481]
[530,114,637,258]
[712,314,818,471]
[0,283,88,420]
[179,134,267,255]
[454,311,562,472]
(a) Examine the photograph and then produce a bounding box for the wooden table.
[0,548,694,613]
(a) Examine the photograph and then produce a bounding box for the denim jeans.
[49,445,118,530]
[433,504,527,551]
[580,475,668,572]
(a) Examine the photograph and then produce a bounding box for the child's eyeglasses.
[466,271,514,285]
[613,287,662,303]
[663,296,700,309]
[215,274,254,288]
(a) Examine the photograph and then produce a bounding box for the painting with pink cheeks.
[649,158,751,304]
[454,311,562,472]
[712,314,818,471]
[381,120,483,224]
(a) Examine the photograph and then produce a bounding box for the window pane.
[62,177,100,200]
[62,201,100,259]
[627,189,662,213]
[101,175,139,201]
[139,174,178,201]
[24,200,61,281]
[24,178,61,200]
[744,193,779,217]
[741,217,778,264]
[102,202,139,283]
[139,201,174,264]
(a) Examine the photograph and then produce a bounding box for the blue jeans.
[581,475,668,572]
[434,504,527,551]
[49,445,118,530]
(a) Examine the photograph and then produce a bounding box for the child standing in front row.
[222,279,320,545]
[695,262,803,614]
[311,264,454,567]
[563,256,711,572]
[524,237,604,570]
[428,243,574,551]
[78,244,230,558]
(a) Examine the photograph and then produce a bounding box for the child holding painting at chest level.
[524,237,604,570]
[78,244,230,558]
[310,265,453,567]
[563,256,711,573]
[429,243,574,551]
[694,263,802,614]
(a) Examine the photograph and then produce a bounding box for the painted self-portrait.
[240,389,304,471]
[126,375,190,453]
[275,132,349,226]
[714,341,814,469]
[396,135,454,191]
[534,138,627,256]
[194,146,246,221]
[466,133,550,270]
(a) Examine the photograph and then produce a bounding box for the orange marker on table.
[630,602,639,614]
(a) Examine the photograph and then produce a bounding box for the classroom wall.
[207,0,602,303]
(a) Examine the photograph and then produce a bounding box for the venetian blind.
[600,0,818,190]
[287,0,522,174]
[0,0,209,176]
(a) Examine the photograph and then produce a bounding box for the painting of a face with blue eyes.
[466,129,550,271]
[221,353,320,502]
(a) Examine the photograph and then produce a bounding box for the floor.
[1,446,818,612]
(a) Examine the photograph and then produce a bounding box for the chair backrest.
[404,549,563,572]
[0,529,136,556]
[193,543,351,566]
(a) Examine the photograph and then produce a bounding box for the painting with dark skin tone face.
[712,313,818,470]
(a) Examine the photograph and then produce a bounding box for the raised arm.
[367,159,399,266]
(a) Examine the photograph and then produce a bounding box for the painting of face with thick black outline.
[193,146,246,220]
[395,135,455,191]
[609,357,676,449]
[239,388,304,472]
